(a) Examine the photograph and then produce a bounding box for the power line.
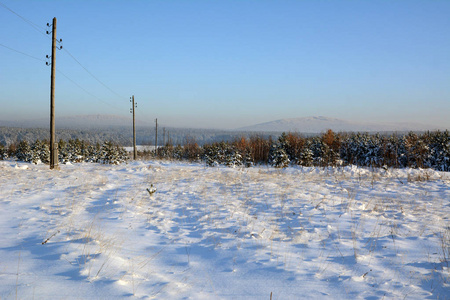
[0,42,123,112]
[0,44,125,112]
[62,48,126,101]
[56,68,123,111]
[0,43,45,62]
[0,1,48,38]
[1,1,128,110]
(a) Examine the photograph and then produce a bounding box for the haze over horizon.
[1,1,449,130]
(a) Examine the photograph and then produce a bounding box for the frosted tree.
[30,140,49,164]
[224,146,243,168]
[269,144,290,168]
[204,144,219,167]
[58,139,69,163]
[99,141,113,164]
[428,130,450,171]
[243,149,254,168]
[66,139,83,162]
[0,143,6,160]
[98,141,127,164]
[16,140,32,162]
[299,147,314,167]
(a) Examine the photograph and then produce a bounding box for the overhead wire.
[0,1,49,38]
[62,48,126,101]
[1,0,128,111]
[0,43,45,62]
[56,68,123,111]
[0,42,122,111]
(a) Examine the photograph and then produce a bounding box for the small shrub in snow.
[146,184,157,196]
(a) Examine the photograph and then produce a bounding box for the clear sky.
[1,0,449,129]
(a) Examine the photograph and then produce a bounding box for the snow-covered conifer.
[224,146,243,168]
[428,130,450,171]
[299,147,313,167]
[30,140,49,164]
[204,144,219,167]
[269,144,290,168]
[243,150,254,168]
[16,140,32,162]
[0,143,6,160]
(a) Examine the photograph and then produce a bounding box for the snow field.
[0,161,448,299]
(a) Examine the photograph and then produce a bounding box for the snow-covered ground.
[0,160,448,299]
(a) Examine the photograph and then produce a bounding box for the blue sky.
[1,0,449,129]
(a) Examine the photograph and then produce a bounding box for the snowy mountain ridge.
[237,116,444,133]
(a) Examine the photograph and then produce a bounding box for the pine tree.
[30,140,40,164]
[16,140,32,162]
[173,145,183,160]
[116,146,129,163]
[0,143,6,160]
[99,141,117,164]
[299,147,313,167]
[243,149,254,168]
[99,141,128,164]
[224,146,243,168]
[269,144,290,168]
[328,148,340,167]
[310,137,325,167]
[66,139,83,162]
[30,140,49,164]
[58,139,68,163]
[204,144,219,167]
[428,130,450,171]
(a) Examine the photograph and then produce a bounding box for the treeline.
[2,131,448,171]
[0,126,282,147]
[0,127,132,146]
[0,139,128,165]
[150,130,450,171]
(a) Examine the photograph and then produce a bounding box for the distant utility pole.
[155,118,158,154]
[163,127,166,146]
[130,95,137,160]
[46,17,62,170]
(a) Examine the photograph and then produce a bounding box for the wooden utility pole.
[155,118,158,154]
[163,127,166,146]
[130,95,137,160]
[47,17,60,170]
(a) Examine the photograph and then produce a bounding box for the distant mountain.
[237,116,444,133]
[0,114,150,129]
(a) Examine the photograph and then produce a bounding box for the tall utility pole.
[46,17,61,170]
[155,118,158,154]
[130,95,137,160]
